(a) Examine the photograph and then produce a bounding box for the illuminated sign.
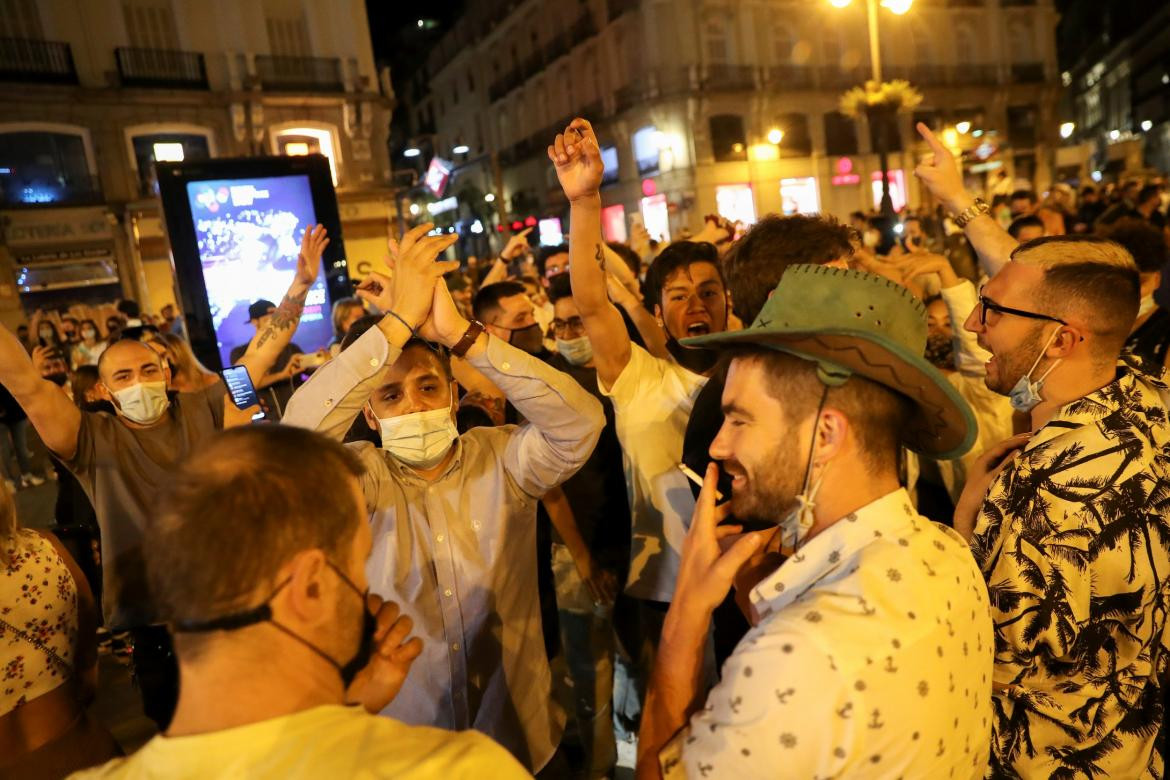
[424,157,453,197]
[831,157,861,186]
[426,196,458,215]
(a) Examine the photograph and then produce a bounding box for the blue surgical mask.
[556,335,593,366]
[1008,326,1063,413]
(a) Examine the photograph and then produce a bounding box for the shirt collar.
[750,488,919,618]
[1026,361,1163,453]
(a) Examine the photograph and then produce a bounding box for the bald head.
[98,339,167,391]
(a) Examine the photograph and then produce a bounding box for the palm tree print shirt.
[971,361,1170,779]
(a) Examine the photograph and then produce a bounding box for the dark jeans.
[129,625,179,731]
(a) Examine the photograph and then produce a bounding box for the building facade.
[0,0,394,330]
[410,0,1061,246]
[1060,0,1170,181]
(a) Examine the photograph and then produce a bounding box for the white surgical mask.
[81,328,96,340]
[1008,326,1063,413]
[373,406,458,469]
[1138,294,1156,318]
[556,335,593,366]
[111,381,170,424]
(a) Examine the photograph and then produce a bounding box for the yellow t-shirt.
[69,705,531,779]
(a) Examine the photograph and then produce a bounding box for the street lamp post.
[831,0,913,217]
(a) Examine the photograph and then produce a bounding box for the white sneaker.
[21,473,45,487]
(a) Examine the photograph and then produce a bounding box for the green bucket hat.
[681,264,976,460]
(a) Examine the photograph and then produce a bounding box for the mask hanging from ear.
[778,387,832,557]
[1008,326,1063,413]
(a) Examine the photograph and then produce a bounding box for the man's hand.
[673,464,763,616]
[417,278,472,349]
[574,551,619,606]
[914,123,972,215]
[629,222,652,258]
[346,595,424,714]
[954,433,1031,540]
[222,394,261,429]
[692,215,735,249]
[357,223,459,332]
[548,118,604,203]
[293,224,329,290]
[31,345,58,375]
[899,253,961,291]
[500,226,534,261]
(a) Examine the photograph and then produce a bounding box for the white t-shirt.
[70,704,529,779]
[600,344,707,602]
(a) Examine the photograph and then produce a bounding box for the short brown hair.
[147,426,366,627]
[723,215,854,323]
[729,347,913,472]
[1012,236,1140,364]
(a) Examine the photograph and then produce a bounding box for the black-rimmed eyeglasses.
[977,294,1068,327]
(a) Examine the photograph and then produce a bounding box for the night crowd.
[2,117,1169,779]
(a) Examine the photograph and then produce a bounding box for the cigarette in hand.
[677,463,725,501]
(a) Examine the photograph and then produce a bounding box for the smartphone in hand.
[221,365,266,422]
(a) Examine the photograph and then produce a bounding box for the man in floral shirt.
[954,235,1169,778]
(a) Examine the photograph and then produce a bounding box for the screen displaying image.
[186,175,331,368]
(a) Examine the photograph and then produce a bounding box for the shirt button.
[369,358,378,367]
[501,362,511,371]
[451,642,460,652]
[471,520,481,531]
[324,398,333,407]
[436,533,445,542]
[444,588,453,597]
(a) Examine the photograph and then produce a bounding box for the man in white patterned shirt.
[636,265,996,779]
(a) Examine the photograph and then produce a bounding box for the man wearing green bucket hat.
[635,263,995,779]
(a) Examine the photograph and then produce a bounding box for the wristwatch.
[450,320,486,358]
[953,197,991,229]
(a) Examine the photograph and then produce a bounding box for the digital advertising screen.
[185,175,331,368]
[157,154,348,372]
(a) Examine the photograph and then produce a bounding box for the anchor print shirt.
[661,488,994,780]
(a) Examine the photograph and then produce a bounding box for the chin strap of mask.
[779,386,830,557]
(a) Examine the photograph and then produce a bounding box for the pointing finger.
[916,122,949,160]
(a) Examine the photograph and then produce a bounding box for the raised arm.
[0,330,81,459]
[234,224,328,386]
[550,118,633,390]
[282,224,458,439]
[901,254,991,376]
[914,123,1018,277]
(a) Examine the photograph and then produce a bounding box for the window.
[776,113,812,155]
[0,0,43,39]
[122,1,179,49]
[709,114,747,162]
[824,111,858,156]
[704,17,728,63]
[911,25,932,66]
[715,184,757,226]
[780,177,820,215]
[1006,20,1032,62]
[1008,104,1038,147]
[266,12,311,57]
[128,130,212,195]
[955,23,976,64]
[270,123,340,185]
[822,30,841,69]
[0,124,98,205]
[773,22,795,63]
[632,126,660,175]
[600,145,619,186]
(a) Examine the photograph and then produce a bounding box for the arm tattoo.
[254,291,307,351]
[594,244,606,274]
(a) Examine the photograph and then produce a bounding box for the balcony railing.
[116,47,207,89]
[0,37,77,84]
[950,64,999,86]
[700,64,756,91]
[1010,62,1046,83]
[254,55,344,92]
[763,64,816,89]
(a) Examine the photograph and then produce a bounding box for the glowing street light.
[767,127,785,145]
[1141,120,1154,132]
[452,144,470,154]
[955,121,971,135]
[403,147,421,158]
[827,0,913,82]
[828,0,852,6]
[881,0,913,14]
[484,193,496,202]
[409,203,421,216]
[1059,122,1075,139]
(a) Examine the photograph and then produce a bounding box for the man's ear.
[279,549,332,627]
[814,406,849,465]
[96,382,114,402]
[653,303,664,326]
[361,403,379,433]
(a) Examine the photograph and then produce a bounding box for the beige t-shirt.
[70,704,531,779]
[600,344,707,602]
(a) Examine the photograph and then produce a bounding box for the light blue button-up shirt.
[282,327,604,772]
